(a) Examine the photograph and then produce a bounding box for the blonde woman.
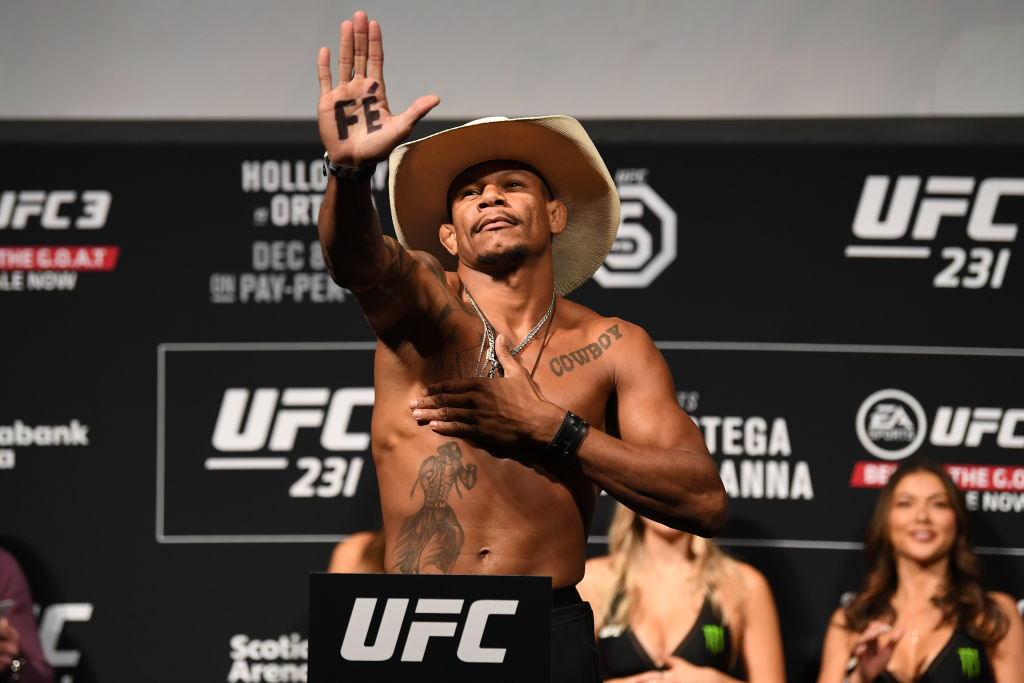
[578,503,785,683]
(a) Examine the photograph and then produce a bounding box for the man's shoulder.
[557,299,648,339]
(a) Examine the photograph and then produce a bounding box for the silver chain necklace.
[464,287,556,378]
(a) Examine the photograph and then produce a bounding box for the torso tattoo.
[392,441,478,574]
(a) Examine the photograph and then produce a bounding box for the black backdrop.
[1,118,1022,682]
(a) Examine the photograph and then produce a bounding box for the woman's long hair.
[596,503,740,630]
[843,459,1007,646]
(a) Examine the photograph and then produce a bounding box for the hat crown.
[389,115,620,295]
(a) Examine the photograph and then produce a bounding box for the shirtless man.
[316,11,727,680]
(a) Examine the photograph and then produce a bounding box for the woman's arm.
[818,609,901,683]
[578,556,613,638]
[736,564,785,683]
[987,591,1024,683]
[817,608,856,683]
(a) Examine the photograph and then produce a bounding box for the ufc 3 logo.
[0,190,112,229]
[852,176,1024,242]
[340,598,518,663]
[212,387,374,451]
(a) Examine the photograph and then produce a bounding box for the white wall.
[2,0,1023,120]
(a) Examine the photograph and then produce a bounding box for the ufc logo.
[931,407,1024,449]
[340,598,518,663]
[0,190,112,229]
[211,387,374,452]
[852,176,1024,242]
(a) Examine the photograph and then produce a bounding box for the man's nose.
[478,183,505,207]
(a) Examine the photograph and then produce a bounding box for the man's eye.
[506,181,523,188]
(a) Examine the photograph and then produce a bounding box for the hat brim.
[389,116,619,295]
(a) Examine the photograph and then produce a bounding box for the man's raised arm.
[315,11,439,321]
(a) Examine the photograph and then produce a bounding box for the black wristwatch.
[322,152,376,181]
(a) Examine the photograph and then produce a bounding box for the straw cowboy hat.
[388,115,620,296]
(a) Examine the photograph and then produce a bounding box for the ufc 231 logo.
[211,387,373,498]
[340,598,518,664]
[0,190,112,229]
[848,176,1023,289]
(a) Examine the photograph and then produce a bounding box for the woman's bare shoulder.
[328,530,379,573]
[986,591,1023,620]
[579,555,614,599]
[584,554,614,574]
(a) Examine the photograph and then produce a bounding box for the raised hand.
[316,11,439,168]
[0,618,21,671]
[850,621,903,683]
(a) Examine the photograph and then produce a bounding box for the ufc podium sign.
[309,573,551,682]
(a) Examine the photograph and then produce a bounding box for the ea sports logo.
[856,389,927,460]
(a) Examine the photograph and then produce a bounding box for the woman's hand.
[850,621,904,683]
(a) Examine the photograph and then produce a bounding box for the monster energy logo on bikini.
[702,625,725,655]
[957,647,981,679]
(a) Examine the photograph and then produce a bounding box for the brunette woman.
[817,459,1024,683]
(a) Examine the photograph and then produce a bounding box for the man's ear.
[439,223,458,256]
[548,199,567,235]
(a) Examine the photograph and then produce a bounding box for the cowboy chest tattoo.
[548,324,623,377]
[334,81,382,140]
[393,441,478,574]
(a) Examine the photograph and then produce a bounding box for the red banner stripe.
[0,245,120,271]
[850,461,1024,492]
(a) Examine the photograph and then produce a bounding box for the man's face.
[440,160,566,268]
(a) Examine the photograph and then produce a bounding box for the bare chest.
[631,585,709,664]
[885,620,957,682]
[413,310,624,421]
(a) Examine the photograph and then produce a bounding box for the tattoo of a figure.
[549,324,623,377]
[334,81,383,140]
[393,442,478,574]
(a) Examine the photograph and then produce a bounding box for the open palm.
[316,11,439,168]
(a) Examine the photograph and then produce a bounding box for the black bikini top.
[596,593,733,680]
[876,630,994,683]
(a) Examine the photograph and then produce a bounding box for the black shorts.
[550,587,600,683]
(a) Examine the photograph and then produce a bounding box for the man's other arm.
[576,322,726,536]
[411,321,727,536]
